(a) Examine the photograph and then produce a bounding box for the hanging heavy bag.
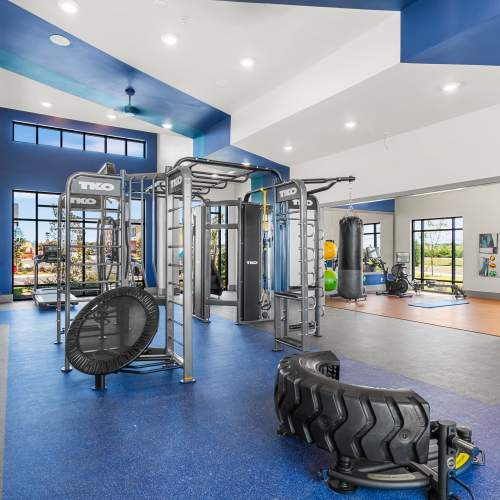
[337,216,364,299]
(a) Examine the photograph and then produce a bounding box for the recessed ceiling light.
[107,113,116,120]
[211,173,219,178]
[162,122,173,129]
[283,144,293,152]
[58,0,79,15]
[344,121,358,130]
[241,162,251,166]
[161,33,178,47]
[228,170,236,174]
[240,58,255,69]
[441,81,461,94]
[40,101,52,108]
[49,34,71,47]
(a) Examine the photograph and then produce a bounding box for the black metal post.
[93,374,106,391]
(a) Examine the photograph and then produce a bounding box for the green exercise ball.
[324,269,337,291]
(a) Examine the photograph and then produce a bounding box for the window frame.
[411,216,463,286]
[12,121,146,158]
[363,222,381,250]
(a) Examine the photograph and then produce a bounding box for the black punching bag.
[337,216,363,299]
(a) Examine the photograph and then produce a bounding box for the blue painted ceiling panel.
[402,0,500,66]
[0,1,229,138]
[217,0,416,11]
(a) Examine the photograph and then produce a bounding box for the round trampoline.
[66,287,159,375]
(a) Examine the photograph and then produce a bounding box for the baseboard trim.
[0,295,13,304]
[465,290,500,300]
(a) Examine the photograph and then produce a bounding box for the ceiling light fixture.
[441,81,461,94]
[58,0,79,15]
[211,173,219,178]
[344,121,358,130]
[283,144,293,152]
[40,101,52,108]
[107,113,117,120]
[240,58,255,69]
[241,162,251,166]
[161,33,178,47]
[49,34,71,47]
[162,122,173,129]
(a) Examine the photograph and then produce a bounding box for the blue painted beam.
[402,0,500,65]
[336,199,395,212]
[0,1,228,138]
[217,0,415,10]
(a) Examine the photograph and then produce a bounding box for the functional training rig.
[268,177,355,351]
[275,352,484,499]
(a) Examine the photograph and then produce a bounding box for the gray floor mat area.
[213,301,500,405]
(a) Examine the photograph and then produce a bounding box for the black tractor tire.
[275,351,430,466]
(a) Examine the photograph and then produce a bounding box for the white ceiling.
[6,1,500,170]
[11,0,392,112]
[0,68,167,134]
[234,63,500,165]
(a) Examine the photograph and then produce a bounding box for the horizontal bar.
[205,224,238,230]
[206,299,238,306]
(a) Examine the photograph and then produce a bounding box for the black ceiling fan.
[123,86,140,116]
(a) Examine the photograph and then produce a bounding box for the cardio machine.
[33,244,77,308]
[366,249,417,297]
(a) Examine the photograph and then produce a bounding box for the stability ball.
[324,269,337,291]
[324,240,337,261]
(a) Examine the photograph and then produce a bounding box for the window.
[85,134,105,153]
[12,190,145,300]
[13,191,59,300]
[38,127,61,147]
[127,140,145,158]
[62,131,84,150]
[12,121,146,158]
[107,137,126,156]
[363,223,381,250]
[412,217,463,289]
[13,123,36,143]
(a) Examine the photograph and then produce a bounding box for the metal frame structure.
[164,157,284,383]
[267,177,355,352]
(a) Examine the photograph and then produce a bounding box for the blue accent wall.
[218,0,415,10]
[0,106,157,296]
[336,199,395,212]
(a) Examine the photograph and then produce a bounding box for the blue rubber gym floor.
[1,304,499,499]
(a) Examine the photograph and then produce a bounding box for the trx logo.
[78,181,114,192]
[71,197,97,206]
[279,186,297,199]
[246,260,258,265]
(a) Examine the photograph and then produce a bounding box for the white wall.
[395,184,500,295]
[291,103,500,206]
[156,133,193,293]
[321,208,394,265]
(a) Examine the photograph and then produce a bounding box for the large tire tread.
[275,352,430,465]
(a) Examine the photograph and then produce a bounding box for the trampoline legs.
[92,374,107,391]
